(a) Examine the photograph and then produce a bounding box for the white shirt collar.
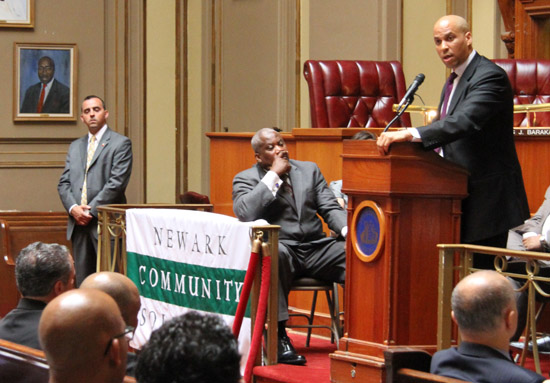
[89,124,108,143]
[453,50,476,78]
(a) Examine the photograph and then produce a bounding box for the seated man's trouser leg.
[278,238,346,321]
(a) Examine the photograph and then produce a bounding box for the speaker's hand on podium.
[376,129,413,155]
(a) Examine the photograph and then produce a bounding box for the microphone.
[396,73,425,112]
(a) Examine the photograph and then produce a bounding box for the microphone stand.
[383,97,412,133]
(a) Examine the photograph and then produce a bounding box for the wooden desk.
[208,128,550,217]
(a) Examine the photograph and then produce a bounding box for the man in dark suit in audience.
[431,270,547,383]
[39,289,130,383]
[0,242,75,349]
[20,56,70,114]
[232,127,347,365]
[377,15,529,263]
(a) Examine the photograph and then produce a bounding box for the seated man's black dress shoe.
[278,334,307,365]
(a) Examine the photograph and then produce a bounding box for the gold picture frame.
[14,42,78,122]
[0,0,34,28]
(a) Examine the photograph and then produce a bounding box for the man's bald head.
[39,289,128,383]
[81,272,141,328]
[451,270,516,335]
[435,15,470,34]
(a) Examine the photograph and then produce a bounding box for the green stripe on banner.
[127,251,250,317]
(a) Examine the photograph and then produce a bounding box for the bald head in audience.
[39,289,128,383]
[81,271,141,328]
[451,270,518,350]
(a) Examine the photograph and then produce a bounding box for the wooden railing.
[437,244,550,374]
[96,204,281,366]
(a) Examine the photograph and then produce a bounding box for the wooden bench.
[0,212,72,317]
[0,339,136,383]
[384,348,470,383]
[0,339,49,383]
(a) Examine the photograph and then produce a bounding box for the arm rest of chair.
[397,368,471,383]
[384,347,432,383]
[384,348,470,383]
[0,220,13,265]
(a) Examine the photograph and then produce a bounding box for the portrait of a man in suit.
[20,55,70,114]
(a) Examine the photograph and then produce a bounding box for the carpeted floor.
[253,333,550,383]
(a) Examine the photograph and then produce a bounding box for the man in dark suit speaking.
[20,56,70,114]
[377,15,529,259]
[58,95,132,286]
[232,128,347,365]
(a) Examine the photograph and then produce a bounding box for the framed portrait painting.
[0,0,34,28]
[14,43,77,121]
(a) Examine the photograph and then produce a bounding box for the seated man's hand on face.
[270,151,291,176]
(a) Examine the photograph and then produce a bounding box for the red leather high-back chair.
[493,59,550,127]
[303,60,412,128]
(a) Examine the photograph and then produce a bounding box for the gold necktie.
[81,135,97,205]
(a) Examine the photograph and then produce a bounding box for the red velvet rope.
[243,254,271,383]
[233,246,260,338]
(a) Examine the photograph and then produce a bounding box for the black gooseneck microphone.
[396,73,425,112]
[383,73,425,132]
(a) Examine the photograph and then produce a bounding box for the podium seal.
[351,200,385,262]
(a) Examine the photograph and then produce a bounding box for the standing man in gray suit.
[58,95,132,286]
[233,127,347,365]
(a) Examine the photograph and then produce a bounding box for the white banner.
[126,208,254,370]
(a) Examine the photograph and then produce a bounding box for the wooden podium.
[330,140,468,382]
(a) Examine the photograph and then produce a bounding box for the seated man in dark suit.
[135,311,241,383]
[0,241,75,349]
[232,127,347,365]
[431,270,547,383]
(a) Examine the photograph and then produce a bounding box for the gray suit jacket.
[418,53,529,243]
[58,127,133,239]
[232,160,346,244]
[508,186,550,252]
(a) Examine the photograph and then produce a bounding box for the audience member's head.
[15,241,75,302]
[135,311,241,383]
[81,271,141,328]
[351,130,377,140]
[39,289,129,383]
[451,270,518,350]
